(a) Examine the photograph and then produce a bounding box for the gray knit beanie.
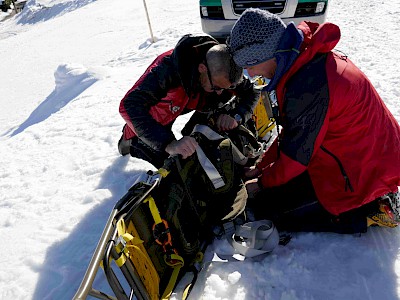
[229,8,287,68]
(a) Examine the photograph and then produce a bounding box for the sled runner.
[72,157,200,300]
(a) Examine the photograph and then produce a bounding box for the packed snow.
[0,0,399,299]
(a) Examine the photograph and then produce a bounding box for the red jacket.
[119,34,259,152]
[119,49,200,141]
[257,22,400,215]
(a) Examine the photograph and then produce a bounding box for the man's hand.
[215,114,238,131]
[165,136,198,159]
[245,178,262,199]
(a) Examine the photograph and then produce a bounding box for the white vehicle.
[200,0,329,40]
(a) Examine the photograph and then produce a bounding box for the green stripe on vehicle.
[200,0,222,6]
[298,0,327,3]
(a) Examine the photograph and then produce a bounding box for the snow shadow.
[16,0,97,25]
[9,63,99,137]
[32,156,154,300]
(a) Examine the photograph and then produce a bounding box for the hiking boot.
[118,135,132,156]
[367,196,399,228]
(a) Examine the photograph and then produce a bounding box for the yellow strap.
[195,251,204,263]
[144,195,163,224]
[158,167,170,178]
[161,263,183,300]
[114,220,130,267]
[115,252,127,267]
[142,188,187,300]
[165,253,184,267]
[126,221,160,300]
[182,283,192,300]
[114,233,139,267]
[115,220,143,254]
[160,252,184,299]
[114,219,161,299]
[258,118,276,135]
[180,250,204,300]
[113,220,144,267]
[99,257,112,269]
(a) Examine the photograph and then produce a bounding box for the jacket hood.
[298,21,341,54]
[265,22,303,92]
[275,22,341,97]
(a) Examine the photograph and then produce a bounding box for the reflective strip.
[195,146,225,189]
[192,124,226,189]
[227,220,280,258]
[192,124,224,141]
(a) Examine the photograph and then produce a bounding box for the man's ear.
[198,63,207,73]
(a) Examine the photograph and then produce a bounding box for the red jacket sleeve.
[259,152,307,188]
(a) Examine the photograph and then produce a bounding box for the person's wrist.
[164,139,176,154]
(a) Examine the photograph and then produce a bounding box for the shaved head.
[206,44,243,85]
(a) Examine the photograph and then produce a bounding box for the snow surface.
[0,0,399,299]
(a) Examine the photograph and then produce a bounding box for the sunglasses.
[204,58,237,92]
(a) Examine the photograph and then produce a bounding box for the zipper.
[159,99,180,113]
[320,145,354,192]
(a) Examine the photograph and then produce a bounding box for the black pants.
[129,136,169,169]
[247,172,372,234]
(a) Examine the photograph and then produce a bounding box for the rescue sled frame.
[73,162,170,300]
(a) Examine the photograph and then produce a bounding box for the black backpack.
[153,125,250,261]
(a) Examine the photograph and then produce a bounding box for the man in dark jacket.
[119,34,259,168]
[228,8,400,233]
